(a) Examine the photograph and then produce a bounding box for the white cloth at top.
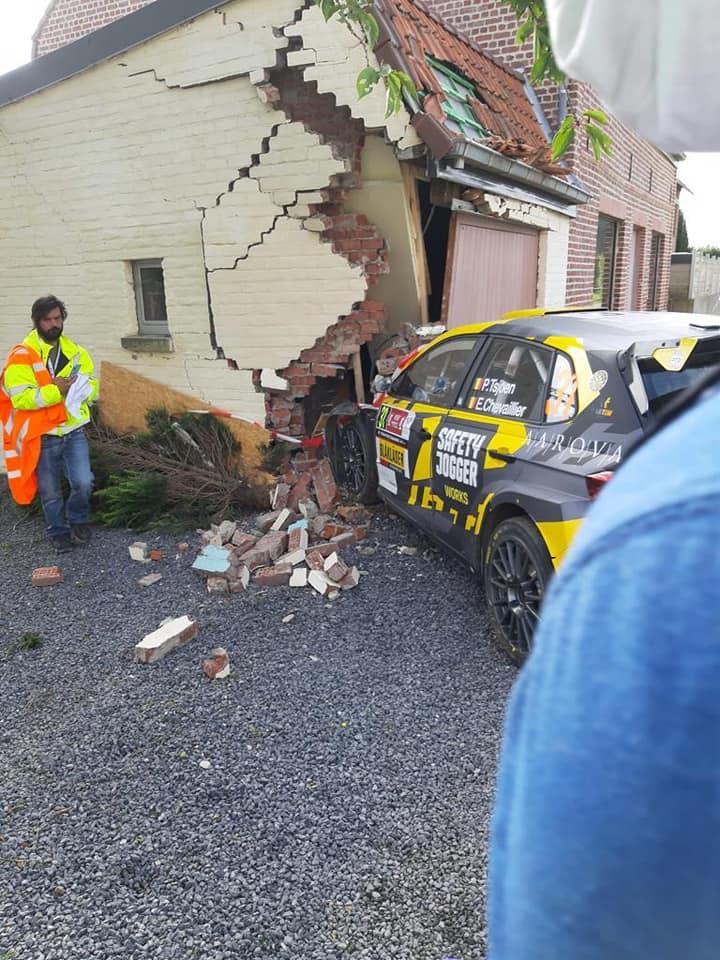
[545,0,720,151]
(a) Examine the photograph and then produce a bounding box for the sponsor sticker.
[377,436,409,477]
[434,427,487,488]
[526,429,622,464]
[588,369,609,392]
[377,463,398,494]
[376,403,415,441]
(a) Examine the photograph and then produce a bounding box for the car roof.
[447,309,720,352]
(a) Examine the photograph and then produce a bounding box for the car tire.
[327,415,379,504]
[483,517,553,666]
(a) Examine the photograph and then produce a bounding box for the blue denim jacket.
[489,387,720,960]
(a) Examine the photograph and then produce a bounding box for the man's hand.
[52,375,77,397]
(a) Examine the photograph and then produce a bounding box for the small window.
[545,352,578,422]
[390,336,478,406]
[649,168,654,193]
[465,338,551,421]
[133,260,168,335]
[628,153,634,181]
[426,55,489,142]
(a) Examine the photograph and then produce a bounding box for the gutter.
[443,139,591,205]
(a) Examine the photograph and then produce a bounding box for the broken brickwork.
[267,299,386,435]
[247,68,392,437]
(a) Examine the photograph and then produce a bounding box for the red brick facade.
[426,0,678,310]
[33,0,154,58]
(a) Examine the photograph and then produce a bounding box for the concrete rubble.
[191,455,366,598]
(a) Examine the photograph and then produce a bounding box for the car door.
[430,336,554,552]
[376,335,482,536]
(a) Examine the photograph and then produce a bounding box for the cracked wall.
[0,0,418,427]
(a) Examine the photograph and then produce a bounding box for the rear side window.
[390,336,478,405]
[465,338,551,421]
[639,340,720,416]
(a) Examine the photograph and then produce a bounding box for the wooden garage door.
[444,213,540,328]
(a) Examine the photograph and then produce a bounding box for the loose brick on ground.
[231,531,257,555]
[31,566,64,587]
[254,563,292,587]
[256,511,281,533]
[207,577,230,594]
[312,459,339,514]
[324,552,349,583]
[135,616,198,664]
[128,542,149,562]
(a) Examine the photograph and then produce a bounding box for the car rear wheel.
[328,416,378,504]
[484,517,553,666]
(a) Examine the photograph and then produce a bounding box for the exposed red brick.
[254,563,292,587]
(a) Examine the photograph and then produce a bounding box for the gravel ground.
[0,491,516,960]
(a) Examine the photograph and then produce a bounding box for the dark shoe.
[51,534,75,554]
[70,523,92,545]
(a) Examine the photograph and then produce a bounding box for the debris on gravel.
[0,489,515,960]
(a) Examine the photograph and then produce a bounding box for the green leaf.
[551,115,576,160]
[515,18,534,45]
[583,108,609,126]
[399,73,418,100]
[356,65,381,99]
[587,122,613,160]
[358,10,380,48]
[529,47,549,85]
[319,0,340,21]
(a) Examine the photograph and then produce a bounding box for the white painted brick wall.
[0,0,373,422]
[286,5,420,149]
[209,217,367,369]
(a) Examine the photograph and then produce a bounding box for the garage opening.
[418,180,451,324]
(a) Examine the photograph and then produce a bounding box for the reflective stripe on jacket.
[0,344,67,504]
[19,329,99,435]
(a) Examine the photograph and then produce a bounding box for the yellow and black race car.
[326,308,720,663]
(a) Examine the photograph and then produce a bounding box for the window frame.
[132,259,169,336]
[593,214,619,309]
[459,335,556,425]
[389,334,484,408]
[425,55,489,141]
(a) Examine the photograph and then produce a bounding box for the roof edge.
[0,0,231,109]
[439,141,591,205]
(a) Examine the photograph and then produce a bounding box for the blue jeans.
[37,428,94,538]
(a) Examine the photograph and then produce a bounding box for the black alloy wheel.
[484,517,553,665]
[329,416,378,504]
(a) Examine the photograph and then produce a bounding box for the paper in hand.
[65,374,93,419]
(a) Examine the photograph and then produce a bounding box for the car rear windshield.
[638,340,720,416]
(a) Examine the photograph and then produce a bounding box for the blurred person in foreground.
[489,2,720,957]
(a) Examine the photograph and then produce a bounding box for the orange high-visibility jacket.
[0,344,67,504]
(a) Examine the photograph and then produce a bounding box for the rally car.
[326,308,720,663]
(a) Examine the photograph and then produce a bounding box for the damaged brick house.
[0,0,588,438]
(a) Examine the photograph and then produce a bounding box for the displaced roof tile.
[374,0,558,171]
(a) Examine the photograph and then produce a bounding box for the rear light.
[586,470,614,499]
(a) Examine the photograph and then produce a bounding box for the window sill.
[121,334,174,354]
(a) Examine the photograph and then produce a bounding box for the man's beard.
[37,326,62,343]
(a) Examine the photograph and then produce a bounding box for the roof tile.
[375,0,560,171]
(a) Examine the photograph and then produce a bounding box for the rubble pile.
[191,455,371,600]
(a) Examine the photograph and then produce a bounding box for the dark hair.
[31,295,67,324]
